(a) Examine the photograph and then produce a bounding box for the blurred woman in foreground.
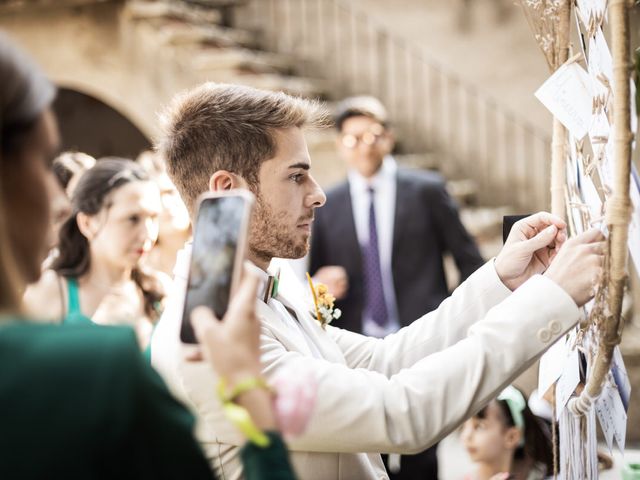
[0,32,295,480]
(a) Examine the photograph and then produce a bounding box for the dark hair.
[52,151,96,190]
[333,95,389,132]
[476,390,554,477]
[0,32,55,310]
[0,32,56,157]
[52,158,165,320]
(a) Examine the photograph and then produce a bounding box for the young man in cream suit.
[151,83,604,480]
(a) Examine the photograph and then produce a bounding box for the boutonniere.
[305,273,342,329]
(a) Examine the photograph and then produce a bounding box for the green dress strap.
[63,277,93,326]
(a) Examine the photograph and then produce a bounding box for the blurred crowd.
[1,29,608,480]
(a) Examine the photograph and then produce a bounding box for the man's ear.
[209,170,248,191]
[76,212,98,241]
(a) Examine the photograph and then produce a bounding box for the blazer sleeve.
[427,179,484,281]
[261,274,580,454]
[327,260,510,375]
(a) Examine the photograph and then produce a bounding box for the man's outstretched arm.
[329,212,572,374]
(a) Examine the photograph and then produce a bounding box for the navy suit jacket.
[310,168,484,333]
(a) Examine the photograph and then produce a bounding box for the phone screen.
[180,194,250,343]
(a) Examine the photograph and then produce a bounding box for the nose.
[306,174,326,209]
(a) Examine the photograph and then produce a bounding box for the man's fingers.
[522,224,558,251]
[226,265,261,318]
[571,227,606,244]
[519,212,567,233]
[191,305,220,341]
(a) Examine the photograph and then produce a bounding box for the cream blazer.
[151,252,580,480]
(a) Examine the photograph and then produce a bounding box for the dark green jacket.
[0,321,295,480]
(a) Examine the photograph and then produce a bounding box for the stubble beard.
[249,193,309,265]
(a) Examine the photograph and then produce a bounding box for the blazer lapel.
[333,183,362,269]
[256,300,315,358]
[391,171,411,265]
[276,292,347,365]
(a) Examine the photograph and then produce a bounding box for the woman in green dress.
[24,157,168,350]
[0,32,295,480]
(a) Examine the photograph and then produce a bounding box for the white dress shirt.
[348,156,400,337]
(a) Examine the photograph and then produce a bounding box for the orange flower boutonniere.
[305,273,342,329]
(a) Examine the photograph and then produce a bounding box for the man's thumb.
[523,224,557,251]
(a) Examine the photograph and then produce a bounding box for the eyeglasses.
[340,125,386,149]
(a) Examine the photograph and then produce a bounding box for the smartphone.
[180,190,254,344]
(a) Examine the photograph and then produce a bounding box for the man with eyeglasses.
[309,96,485,480]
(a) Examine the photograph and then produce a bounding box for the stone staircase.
[122,0,509,257]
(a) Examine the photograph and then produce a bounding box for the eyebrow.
[288,162,310,170]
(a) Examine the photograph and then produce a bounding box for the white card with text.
[536,63,593,140]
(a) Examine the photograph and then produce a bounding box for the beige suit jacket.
[151,252,580,480]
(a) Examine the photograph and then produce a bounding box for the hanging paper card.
[575,0,606,33]
[536,62,593,139]
[539,328,577,397]
[587,28,613,92]
[555,347,580,419]
[631,79,637,149]
[612,346,631,412]
[595,376,627,454]
[628,167,640,275]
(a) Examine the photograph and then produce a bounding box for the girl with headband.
[460,386,554,480]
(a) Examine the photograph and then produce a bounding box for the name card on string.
[536,62,593,140]
[554,347,580,419]
[627,167,640,276]
[595,376,627,454]
[538,328,577,398]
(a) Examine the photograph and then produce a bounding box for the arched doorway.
[53,88,152,159]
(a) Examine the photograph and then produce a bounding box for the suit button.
[537,328,552,343]
[549,320,562,335]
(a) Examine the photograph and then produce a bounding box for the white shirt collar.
[347,155,397,193]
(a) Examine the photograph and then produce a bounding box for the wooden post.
[550,0,572,219]
[568,0,633,414]
[586,0,632,401]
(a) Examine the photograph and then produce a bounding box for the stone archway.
[54,87,151,159]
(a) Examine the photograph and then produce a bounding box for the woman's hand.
[191,265,262,385]
[192,266,277,431]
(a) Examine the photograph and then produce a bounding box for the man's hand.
[494,212,567,291]
[191,266,262,383]
[312,265,349,300]
[544,228,605,307]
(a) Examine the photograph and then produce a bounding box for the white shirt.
[347,156,400,337]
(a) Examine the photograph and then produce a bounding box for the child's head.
[461,386,554,476]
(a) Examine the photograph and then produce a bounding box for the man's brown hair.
[157,82,327,214]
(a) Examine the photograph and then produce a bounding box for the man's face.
[248,127,326,266]
[337,115,394,178]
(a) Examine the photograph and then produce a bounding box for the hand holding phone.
[181,191,254,344]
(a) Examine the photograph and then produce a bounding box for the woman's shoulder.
[0,321,142,387]
[0,320,138,357]
[22,269,64,321]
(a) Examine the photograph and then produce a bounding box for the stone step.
[227,72,330,99]
[189,47,304,76]
[124,1,256,47]
[124,0,223,25]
